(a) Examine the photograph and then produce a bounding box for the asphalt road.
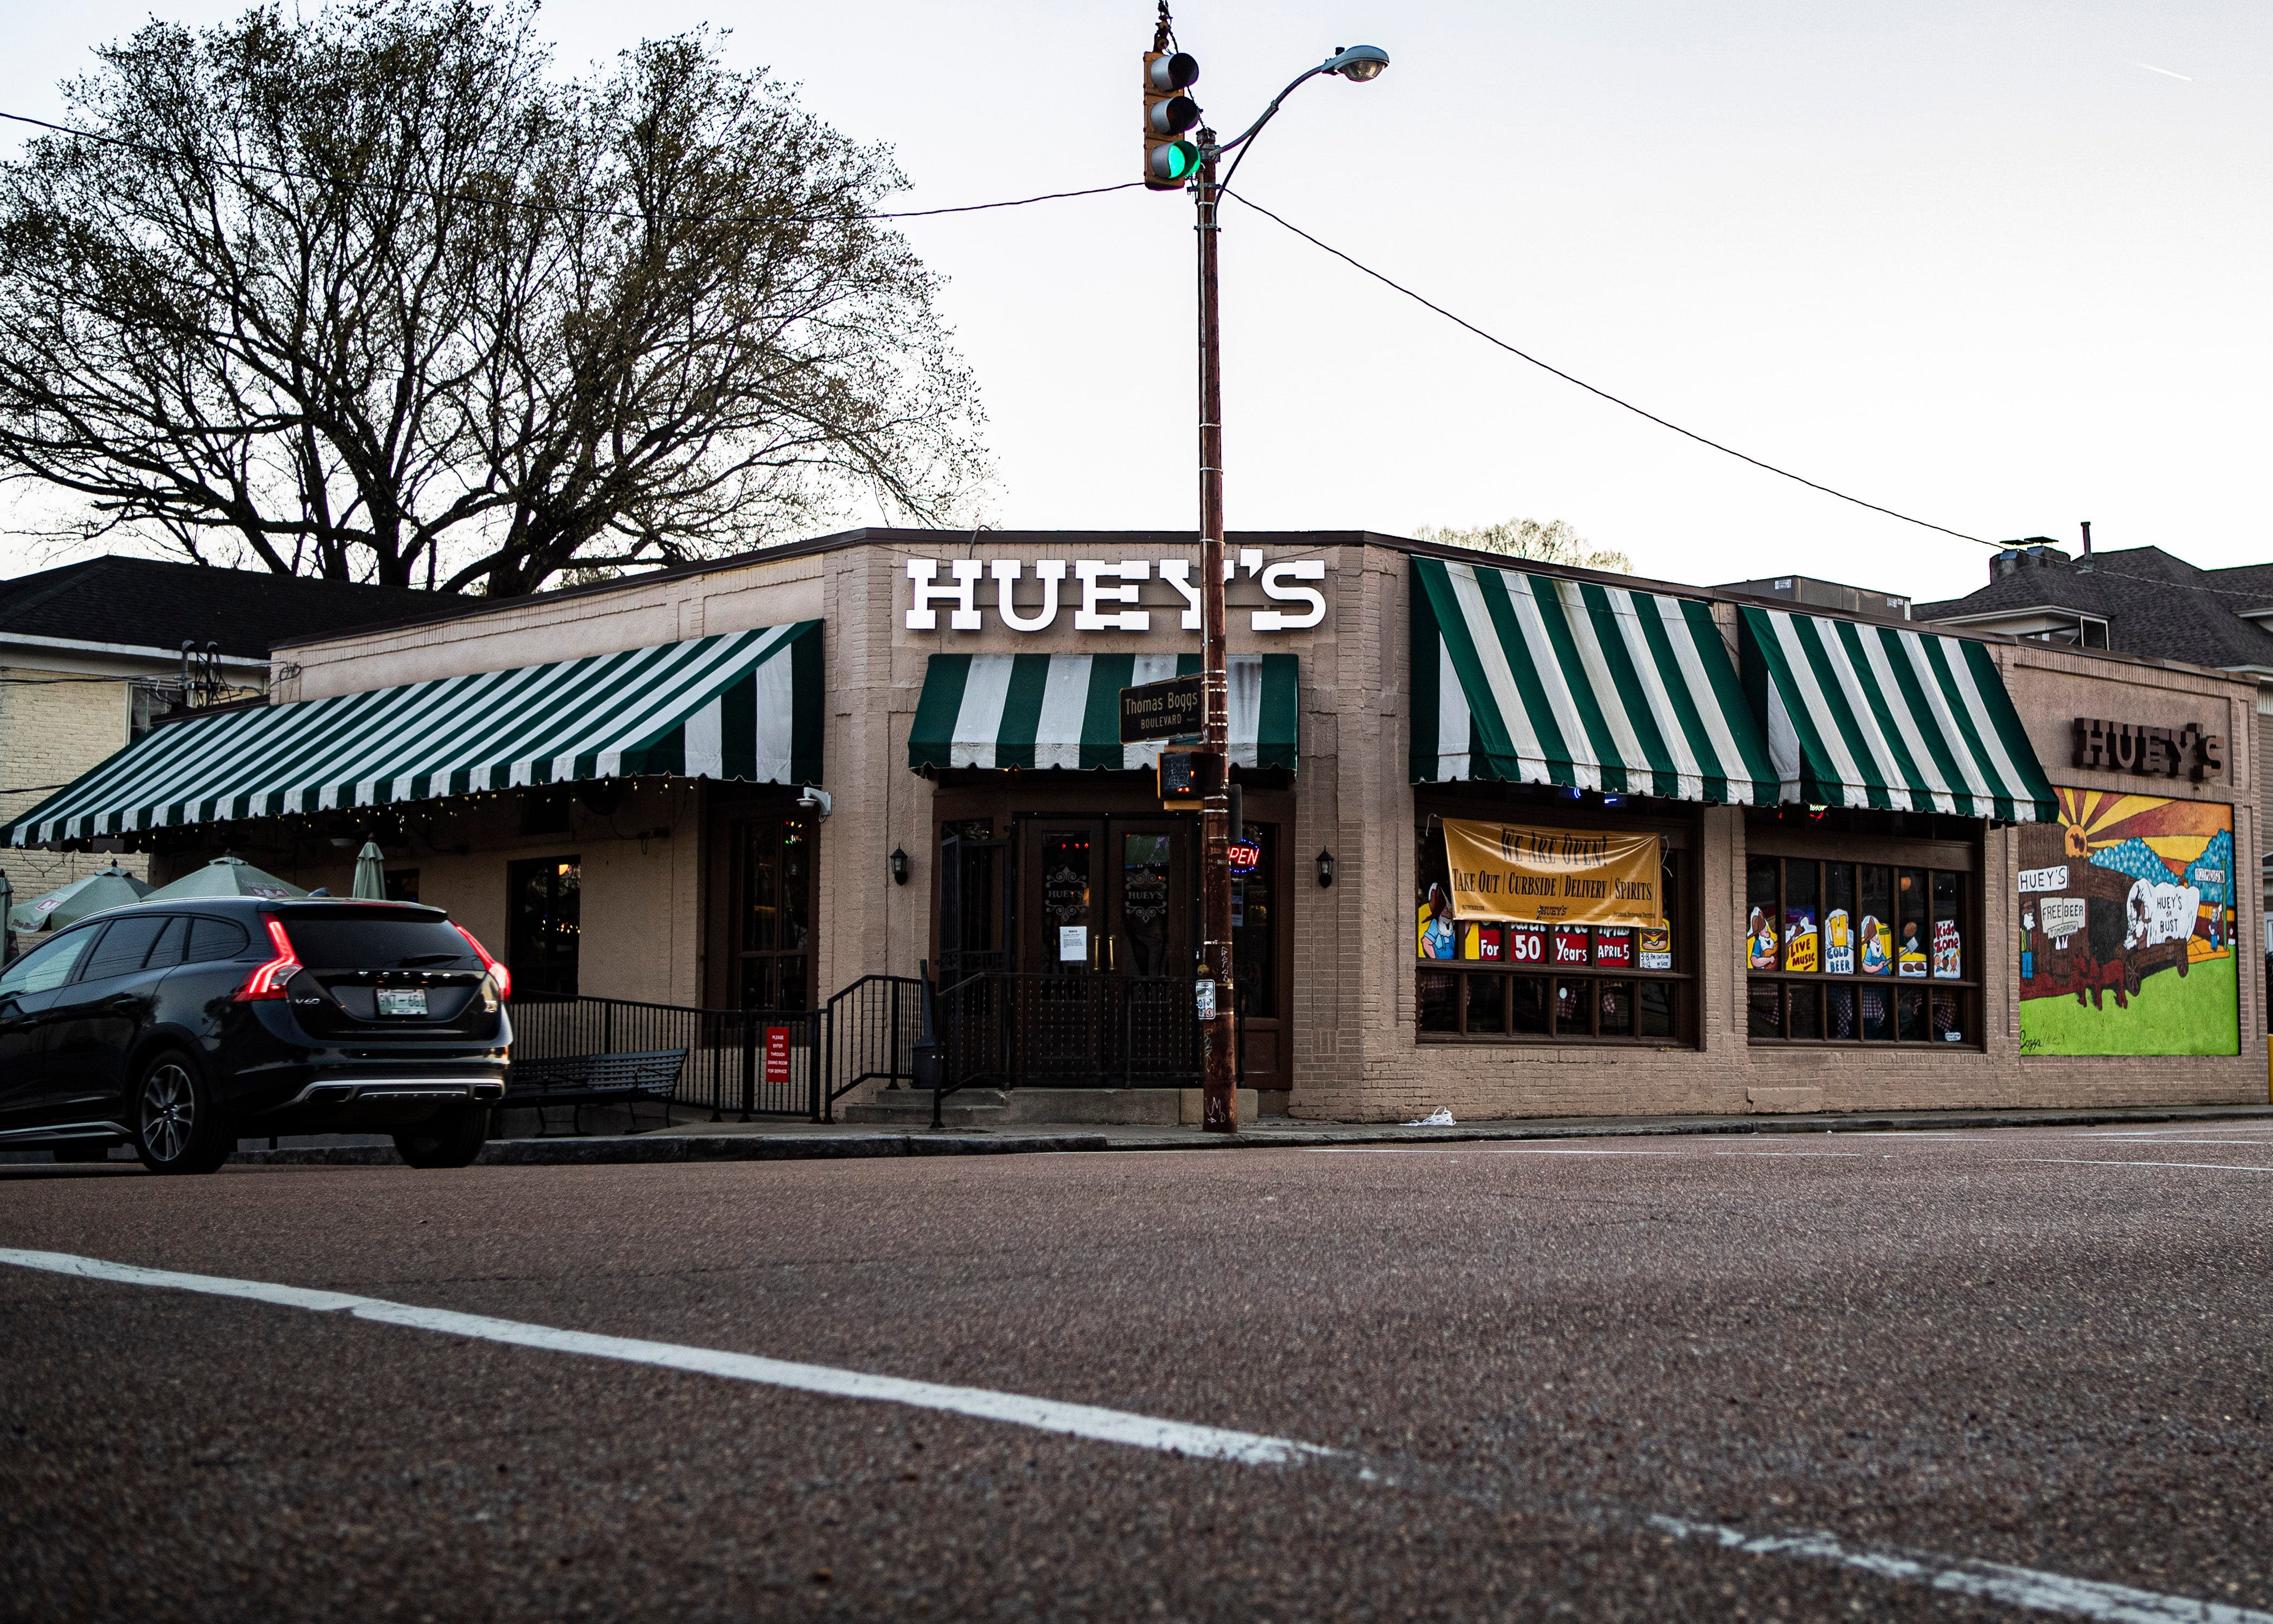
[5,1121,2273,1622]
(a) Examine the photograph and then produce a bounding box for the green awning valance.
[909,652,1298,773]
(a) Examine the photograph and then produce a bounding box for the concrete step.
[842,1088,1006,1127]
[841,1086,1258,1127]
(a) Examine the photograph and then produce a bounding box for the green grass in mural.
[2019,953,2238,1057]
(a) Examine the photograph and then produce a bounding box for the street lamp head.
[1324,44,1389,82]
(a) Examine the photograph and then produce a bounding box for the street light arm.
[1216,63,1330,156]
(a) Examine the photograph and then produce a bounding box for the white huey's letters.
[907,554,1328,634]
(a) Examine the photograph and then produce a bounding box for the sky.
[5,1,2270,604]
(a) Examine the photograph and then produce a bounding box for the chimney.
[2079,520,2093,570]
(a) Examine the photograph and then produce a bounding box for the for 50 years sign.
[1439,818,1664,927]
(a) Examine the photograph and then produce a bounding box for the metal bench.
[507,1048,688,1136]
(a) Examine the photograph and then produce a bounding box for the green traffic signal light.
[1147,140,1200,184]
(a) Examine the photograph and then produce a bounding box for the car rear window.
[183,917,251,963]
[278,911,478,970]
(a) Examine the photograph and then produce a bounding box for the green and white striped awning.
[909,653,1299,773]
[1739,605,2056,822]
[1411,556,1779,803]
[6,622,823,846]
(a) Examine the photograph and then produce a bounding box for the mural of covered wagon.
[2017,788,2239,1058]
[2022,861,2195,1011]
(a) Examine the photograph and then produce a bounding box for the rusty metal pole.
[1195,131,1237,1133]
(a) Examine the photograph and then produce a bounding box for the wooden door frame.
[925,771,1297,1091]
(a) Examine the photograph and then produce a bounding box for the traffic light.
[1143,50,1201,189]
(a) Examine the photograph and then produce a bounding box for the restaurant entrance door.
[976,815,1198,1087]
[1019,817,1193,979]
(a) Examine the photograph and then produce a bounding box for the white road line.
[2015,1159,2273,1175]
[1651,1515,2273,1623]
[1711,1151,1866,1158]
[0,1248,1328,1468]
[2066,1140,2273,1149]
[1304,1144,1679,1156]
[6,1246,2262,1623]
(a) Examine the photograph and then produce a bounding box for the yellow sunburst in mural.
[2053,787,2226,879]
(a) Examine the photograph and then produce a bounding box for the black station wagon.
[0,898,511,1173]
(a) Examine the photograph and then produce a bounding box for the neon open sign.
[1228,840,1261,874]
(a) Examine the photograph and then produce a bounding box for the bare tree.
[0,0,987,596]
[1413,517,1631,575]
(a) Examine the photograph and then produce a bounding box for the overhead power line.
[1223,186,1999,551]
[0,109,1143,224]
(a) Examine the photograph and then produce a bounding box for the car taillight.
[234,916,301,1001]
[454,923,510,1001]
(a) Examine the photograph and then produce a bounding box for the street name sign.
[1119,674,1206,743]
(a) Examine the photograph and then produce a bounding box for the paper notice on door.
[1059,925,1088,963]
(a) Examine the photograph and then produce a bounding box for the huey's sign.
[906,549,1327,634]
[2072,718,2223,782]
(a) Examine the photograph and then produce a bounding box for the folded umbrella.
[351,841,388,900]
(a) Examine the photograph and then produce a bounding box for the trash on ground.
[1405,1108,1456,1127]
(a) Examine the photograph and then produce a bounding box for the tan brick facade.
[122,532,2266,1121]
[1,663,146,902]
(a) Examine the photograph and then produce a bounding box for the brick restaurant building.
[9,529,2263,1121]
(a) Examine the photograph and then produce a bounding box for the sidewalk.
[219,1100,2273,1167]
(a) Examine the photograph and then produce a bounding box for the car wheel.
[133,1052,234,1175]
[393,1106,490,1170]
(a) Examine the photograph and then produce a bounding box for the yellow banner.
[1439,818,1664,927]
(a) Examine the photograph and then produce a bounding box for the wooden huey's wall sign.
[2071,717,2223,781]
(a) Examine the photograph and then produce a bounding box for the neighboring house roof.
[0,555,485,662]
[1912,545,2273,673]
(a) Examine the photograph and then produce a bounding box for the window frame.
[728,811,816,1012]
[1413,799,1699,1049]
[1742,826,1983,1050]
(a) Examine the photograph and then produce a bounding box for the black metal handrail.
[510,993,822,1122]
[510,968,1212,1135]
[820,974,925,1123]
[934,970,1203,1091]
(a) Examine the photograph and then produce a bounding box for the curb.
[231,1132,1113,1168]
[219,1103,2273,1168]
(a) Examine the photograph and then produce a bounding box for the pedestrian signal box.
[1157,747,1218,809]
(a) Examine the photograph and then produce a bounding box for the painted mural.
[2016,789,2237,1056]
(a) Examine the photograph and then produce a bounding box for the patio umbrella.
[6,864,153,933]
[351,841,387,900]
[142,854,307,903]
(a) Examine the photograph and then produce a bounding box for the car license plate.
[378,988,428,1017]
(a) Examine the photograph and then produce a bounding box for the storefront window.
[507,855,580,997]
[734,814,812,1009]
[1746,850,1976,1046]
[1416,818,1691,1045]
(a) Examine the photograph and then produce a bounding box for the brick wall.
[0,666,146,907]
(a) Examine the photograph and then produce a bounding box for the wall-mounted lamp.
[890,846,910,886]
[1315,848,1335,888]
